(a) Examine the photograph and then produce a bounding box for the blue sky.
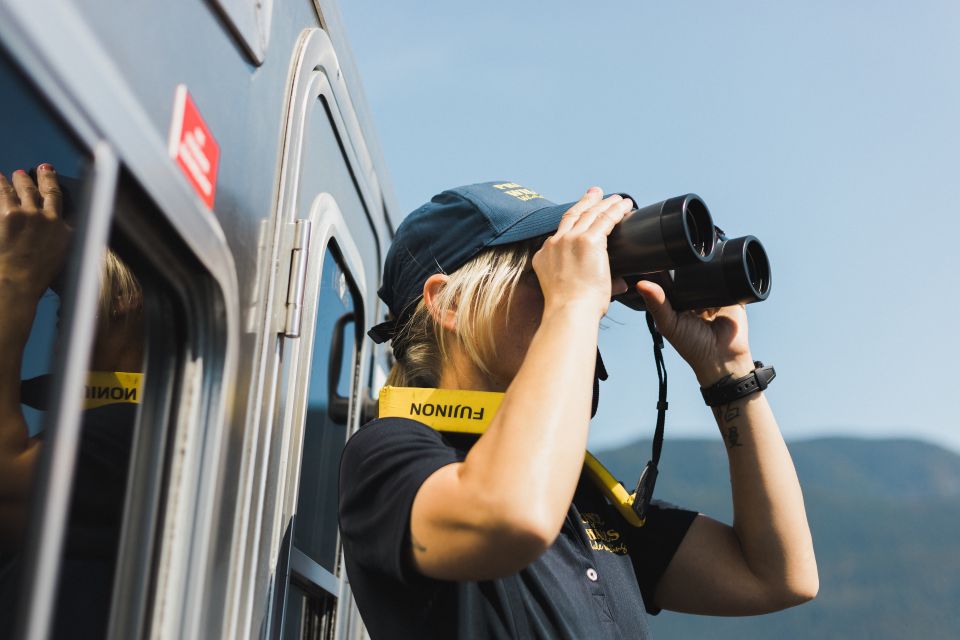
[340,1,960,452]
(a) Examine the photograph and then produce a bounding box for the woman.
[339,181,817,638]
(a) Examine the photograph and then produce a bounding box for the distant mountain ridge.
[596,436,960,501]
[593,436,960,639]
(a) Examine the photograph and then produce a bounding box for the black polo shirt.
[339,418,697,639]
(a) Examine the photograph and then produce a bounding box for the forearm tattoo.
[714,403,744,448]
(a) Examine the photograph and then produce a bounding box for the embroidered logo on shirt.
[581,512,628,555]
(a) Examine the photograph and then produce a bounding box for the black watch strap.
[700,361,776,407]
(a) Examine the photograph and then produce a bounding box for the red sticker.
[168,85,220,209]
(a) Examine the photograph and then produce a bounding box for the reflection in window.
[0,47,153,639]
[52,245,145,637]
[0,48,87,438]
[293,245,358,573]
[0,44,91,635]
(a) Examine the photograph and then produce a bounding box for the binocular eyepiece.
[607,194,771,312]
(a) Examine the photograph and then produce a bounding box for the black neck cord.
[632,311,668,522]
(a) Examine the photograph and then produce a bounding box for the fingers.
[696,307,722,321]
[0,173,17,211]
[555,187,603,236]
[35,164,62,218]
[575,195,633,237]
[635,279,678,338]
[11,170,40,211]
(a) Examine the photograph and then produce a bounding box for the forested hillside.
[595,437,960,639]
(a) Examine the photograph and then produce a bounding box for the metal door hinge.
[274,219,312,337]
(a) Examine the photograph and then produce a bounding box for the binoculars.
[608,194,771,311]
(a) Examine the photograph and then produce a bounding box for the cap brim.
[487,201,575,246]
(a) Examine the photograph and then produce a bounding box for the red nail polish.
[13,169,25,175]
[38,163,53,172]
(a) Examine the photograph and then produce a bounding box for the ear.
[423,273,456,333]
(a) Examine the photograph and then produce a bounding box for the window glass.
[282,583,306,640]
[0,45,92,632]
[292,244,358,573]
[0,48,171,639]
[284,582,336,640]
[0,50,88,438]
[51,233,147,638]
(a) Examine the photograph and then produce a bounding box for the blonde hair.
[97,249,143,333]
[385,238,541,388]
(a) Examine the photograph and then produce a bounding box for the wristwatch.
[700,361,776,407]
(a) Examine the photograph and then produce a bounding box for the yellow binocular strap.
[378,386,645,527]
[83,371,144,411]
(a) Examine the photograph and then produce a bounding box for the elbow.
[791,550,820,604]
[780,575,819,608]
[494,502,560,561]
[512,510,561,555]
[494,521,554,572]
[457,469,563,573]
[795,563,821,603]
[770,563,820,609]
[469,499,560,576]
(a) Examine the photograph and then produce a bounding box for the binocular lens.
[744,238,770,298]
[684,198,714,260]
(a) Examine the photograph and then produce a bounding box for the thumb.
[635,280,677,337]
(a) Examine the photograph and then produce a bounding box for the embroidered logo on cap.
[492,182,544,202]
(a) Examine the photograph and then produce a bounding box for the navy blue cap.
[369,181,576,344]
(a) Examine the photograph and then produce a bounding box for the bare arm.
[0,294,43,548]
[409,189,634,581]
[635,284,818,614]
[0,167,70,548]
[655,391,818,614]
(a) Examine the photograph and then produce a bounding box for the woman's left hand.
[635,280,755,386]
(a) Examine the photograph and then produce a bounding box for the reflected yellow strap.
[83,371,143,410]
[378,386,645,527]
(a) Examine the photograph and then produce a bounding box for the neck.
[90,317,144,373]
[438,343,506,393]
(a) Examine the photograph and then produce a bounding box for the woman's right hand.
[0,165,71,302]
[531,187,633,318]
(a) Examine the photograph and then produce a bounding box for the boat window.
[284,242,361,636]
[0,44,94,635]
[0,47,187,639]
[294,243,358,571]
